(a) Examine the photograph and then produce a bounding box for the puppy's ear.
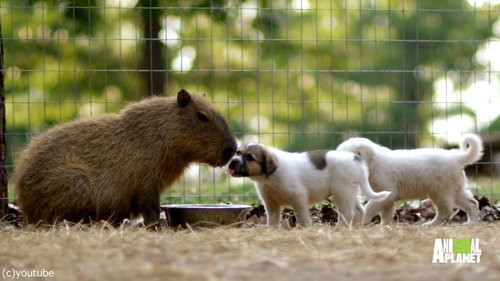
[263,151,278,177]
[357,146,374,162]
[354,149,363,157]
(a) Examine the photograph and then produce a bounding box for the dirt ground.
[0,222,499,281]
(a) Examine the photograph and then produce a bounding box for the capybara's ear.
[202,92,207,98]
[177,89,192,108]
[264,151,278,178]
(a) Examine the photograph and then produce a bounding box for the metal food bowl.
[162,204,252,228]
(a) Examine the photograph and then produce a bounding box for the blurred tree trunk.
[0,22,8,218]
[140,0,166,96]
[401,30,419,149]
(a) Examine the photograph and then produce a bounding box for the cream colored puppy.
[227,143,391,228]
[337,134,483,226]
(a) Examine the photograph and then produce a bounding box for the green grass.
[7,184,15,202]
[469,176,500,203]
[161,180,259,205]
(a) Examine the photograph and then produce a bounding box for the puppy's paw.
[267,223,281,230]
[422,220,441,227]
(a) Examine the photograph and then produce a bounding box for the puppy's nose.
[228,158,240,169]
[227,157,245,177]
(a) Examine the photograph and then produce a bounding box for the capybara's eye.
[196,112,209,122]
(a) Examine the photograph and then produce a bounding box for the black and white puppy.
[227,143,391,228]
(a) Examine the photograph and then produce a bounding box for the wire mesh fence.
[1,0,499,205]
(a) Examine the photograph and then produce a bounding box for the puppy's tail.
[360,181,391,201]
[458,134,483,166]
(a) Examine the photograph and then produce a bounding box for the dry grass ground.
[0,222,499,281]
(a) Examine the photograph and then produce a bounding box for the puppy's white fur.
[228,143,391,228]
[337,134,483,226]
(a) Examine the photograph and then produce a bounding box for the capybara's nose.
[221,146,236,165]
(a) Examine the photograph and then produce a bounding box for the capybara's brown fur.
[14,89,237,226]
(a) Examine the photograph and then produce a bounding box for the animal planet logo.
[432,238,481,264]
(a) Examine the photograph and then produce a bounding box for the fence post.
[0,20,8,218]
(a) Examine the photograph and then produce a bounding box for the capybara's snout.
[219,138,237,166]
[222,146,236,164]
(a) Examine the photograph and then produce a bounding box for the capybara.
[14,89,237,226]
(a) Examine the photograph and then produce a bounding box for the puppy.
[227,143,391,228]
[337,134,483,226]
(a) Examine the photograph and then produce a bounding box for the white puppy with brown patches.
[337,134,483,226]
[227,143,391,228]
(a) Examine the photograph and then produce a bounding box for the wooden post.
[0,20,8,218]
